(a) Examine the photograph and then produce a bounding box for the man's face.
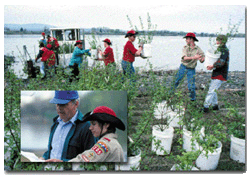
[56,101,79,122]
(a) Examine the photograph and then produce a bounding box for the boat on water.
[50,27,86,67]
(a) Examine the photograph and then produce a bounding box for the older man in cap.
[42,91,96,161]
[170,32,205,101]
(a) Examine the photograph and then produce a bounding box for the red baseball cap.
[41,32,45,36]
[83,106,125,131]
[125,30,138,38]
[183,32,198,41]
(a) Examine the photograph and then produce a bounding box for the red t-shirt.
[41,47,55,67]
[103,46,115,66]
[123,41,138,63]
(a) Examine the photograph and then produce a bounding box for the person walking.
[203,35,229,112]
[122,30,143,82]
[69,40,91,82]
[45,106,126,162]
[41,91,96,161]
[170,32,205,101]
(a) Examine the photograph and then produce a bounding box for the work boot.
[202,107,209,113]
[212,105,219,110]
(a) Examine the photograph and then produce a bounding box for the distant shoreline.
[4,31,245,38]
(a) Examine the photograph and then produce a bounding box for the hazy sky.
[4,3,246,34]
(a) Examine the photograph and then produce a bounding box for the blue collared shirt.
[50,111,78,160]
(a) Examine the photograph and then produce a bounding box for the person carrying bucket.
[122,30,143,83]
[170,32,205,101]
[203,35,229,113]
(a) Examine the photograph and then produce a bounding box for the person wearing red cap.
[35,43,56,79]
[47,35,60,65]
[69,40,91,82]
[170,32,205,101]
[122,30,143,82]
[46,106,126,162]
[39,32,47,45]
[98,38,115,67]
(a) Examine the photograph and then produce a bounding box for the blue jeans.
[121,60,135,83]
[171,64,196,101]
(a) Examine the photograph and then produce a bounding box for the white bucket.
[152,125,174,155]
[183,127,205,152]
[90,49,98,60]
[170,164,199,171]
[154,101,169,119]
[196,141,222,170]
[230,135,245,163]
[154,101,184,120]
[142,44,152,58]
[167,112,182,128]
[59,53,72,67]
[115,150,141,171]
[204,48,221,69]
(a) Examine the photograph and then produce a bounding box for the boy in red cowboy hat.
[122,30,143,82]
[46,106,126,162]
[170,32,205,101]
[98,38,115,67]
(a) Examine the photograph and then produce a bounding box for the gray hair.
[71,98,80,106]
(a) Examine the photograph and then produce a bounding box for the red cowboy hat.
[103,38,112,45]
[125,30,139,38]
[183,32,199,42]
[74,40,82,46]
[83,106,125,131]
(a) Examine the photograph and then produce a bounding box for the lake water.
[4,34,246,73]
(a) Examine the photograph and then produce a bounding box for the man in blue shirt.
[42,91,96,161]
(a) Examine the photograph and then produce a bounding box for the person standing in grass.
[122,30,143,82]
[170,32,205,101]
[203,35,229,113]
[69,40,91,82]
[98,38,116,67]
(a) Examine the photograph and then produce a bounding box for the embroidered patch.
[103,137,111,142]
[97,141,109,153]
[92,145,103,155]
[81,154,90,162]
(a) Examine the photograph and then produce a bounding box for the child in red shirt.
[122,30,143,80]
[98,38,115,66]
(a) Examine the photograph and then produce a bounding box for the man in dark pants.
[42,91,96,161]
